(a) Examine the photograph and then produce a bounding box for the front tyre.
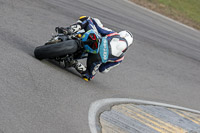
[34,40,78,60]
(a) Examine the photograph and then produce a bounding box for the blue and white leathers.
[75,17,131,79]
[99,37,109,63]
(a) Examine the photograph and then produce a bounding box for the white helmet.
[119,30,133,47]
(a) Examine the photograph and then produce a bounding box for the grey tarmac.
[0,0,200,133]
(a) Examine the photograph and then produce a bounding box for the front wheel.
[34,40,78,60]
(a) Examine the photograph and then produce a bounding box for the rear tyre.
[34,40,78,60]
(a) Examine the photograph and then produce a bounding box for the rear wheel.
[34,40,78,60]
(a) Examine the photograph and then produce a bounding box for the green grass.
[157,0,200,23]
[149,0,200,29]
[132,0,200,29]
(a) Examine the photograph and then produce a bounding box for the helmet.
[119,30,133,47]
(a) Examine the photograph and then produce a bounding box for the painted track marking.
[170,108,200,125]
[113,104,186,133]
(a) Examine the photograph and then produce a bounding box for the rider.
[56,16,134,81]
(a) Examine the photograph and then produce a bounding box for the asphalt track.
[0,0,200,133]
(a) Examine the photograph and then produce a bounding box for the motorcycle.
[34,27,109,68]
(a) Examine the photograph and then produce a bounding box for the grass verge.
[131,0,200,30]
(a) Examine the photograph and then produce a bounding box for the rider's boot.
[71,60,86,74]
[70,60,91,81]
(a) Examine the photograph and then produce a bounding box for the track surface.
[0,0,200,132]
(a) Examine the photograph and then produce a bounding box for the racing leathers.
[67,16,131,80]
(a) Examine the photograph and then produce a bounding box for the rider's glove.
[64,27,73,35]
